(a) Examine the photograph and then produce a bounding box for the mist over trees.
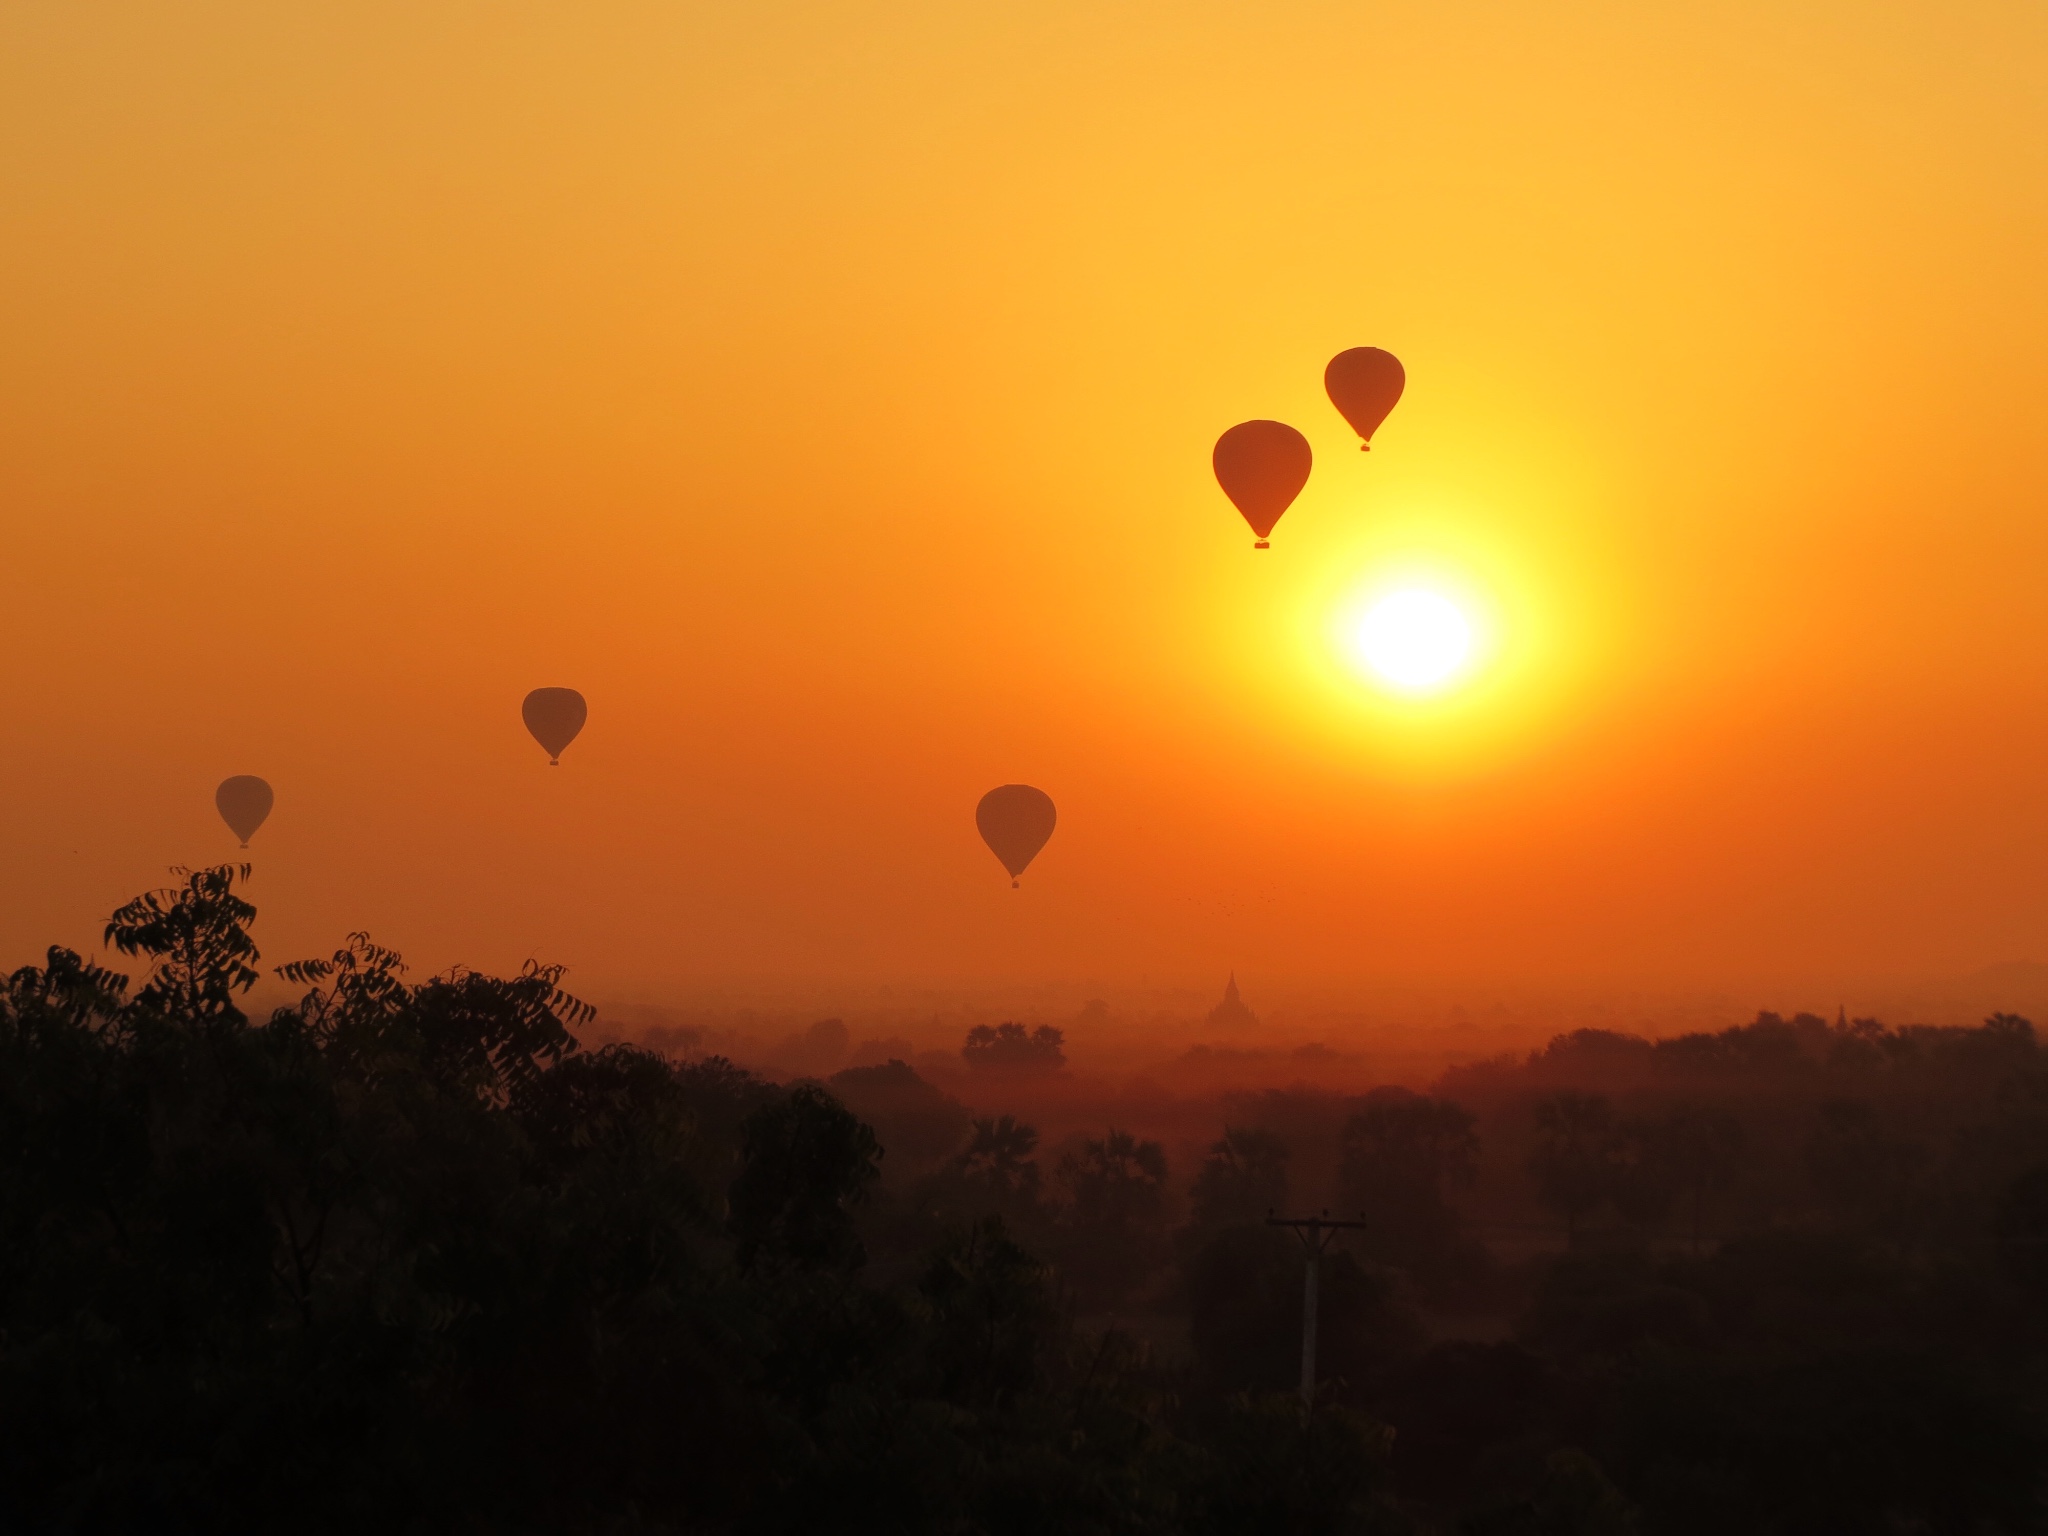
[962,1021,1069,1075]
[5,871,2048,1532]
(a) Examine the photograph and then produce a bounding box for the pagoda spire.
[1207,972,1258,1030]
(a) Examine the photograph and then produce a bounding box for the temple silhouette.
[1205,972,1260,1031]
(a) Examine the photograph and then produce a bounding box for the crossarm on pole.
[1265,1212,1368,1407]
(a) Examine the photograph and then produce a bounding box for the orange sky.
[3,1,2046,1021]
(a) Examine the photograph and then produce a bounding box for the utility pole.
[1266,1211,1368,1409]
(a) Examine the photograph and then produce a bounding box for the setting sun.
[1346,588,1474,693]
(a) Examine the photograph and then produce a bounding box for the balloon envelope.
[1212,421,1312,546]
[1324,347,1405,446]
[976,785,1057,886]
[522,688,587,764]
[215,775,273,848]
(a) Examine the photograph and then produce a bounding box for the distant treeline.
[4,866,2046,1533]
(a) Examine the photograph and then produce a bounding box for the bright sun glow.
[1348,589,1474,692]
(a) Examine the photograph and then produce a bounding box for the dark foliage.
[1528,1092,1620,1241]
[1190,1125,1290,1230]
[1054,1128,1171,1309]
[954,1113,1046,1214]
[8,872,2048,1533]
[963,1021,1068,1074]
[729,1082,881,1272]
[1341,1088,1482,1284]
[0,868,1418,1535]
[828,1058,973,1175]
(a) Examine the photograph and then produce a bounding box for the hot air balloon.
[215,775,273,848]
[1213,421,1312,549]
[522,688,587,765]
[1324,347,1405,449]
[976,785,1056,888]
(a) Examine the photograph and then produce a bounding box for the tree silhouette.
[105,863,259,1022]
[17,866,2048,1532]
[1190,1125,1289,1230]
[728,1082,881,1272]
[1340,1087,1477,1272]
[956,1114,1043,1208]
[917,1215,1055,1411]
[961,1021,1066,1074]
[1054,1129,1168,1307]
[829,1058,971,1174]
[1997,1161,2048,1307]
[1653,1103,1744,1252]
[1529,1092,1618,1243]
[1807,1098,1929,1248]
[1058,1129,1167,1236]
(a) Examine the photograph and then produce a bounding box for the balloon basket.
[1254,540,1269,549]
